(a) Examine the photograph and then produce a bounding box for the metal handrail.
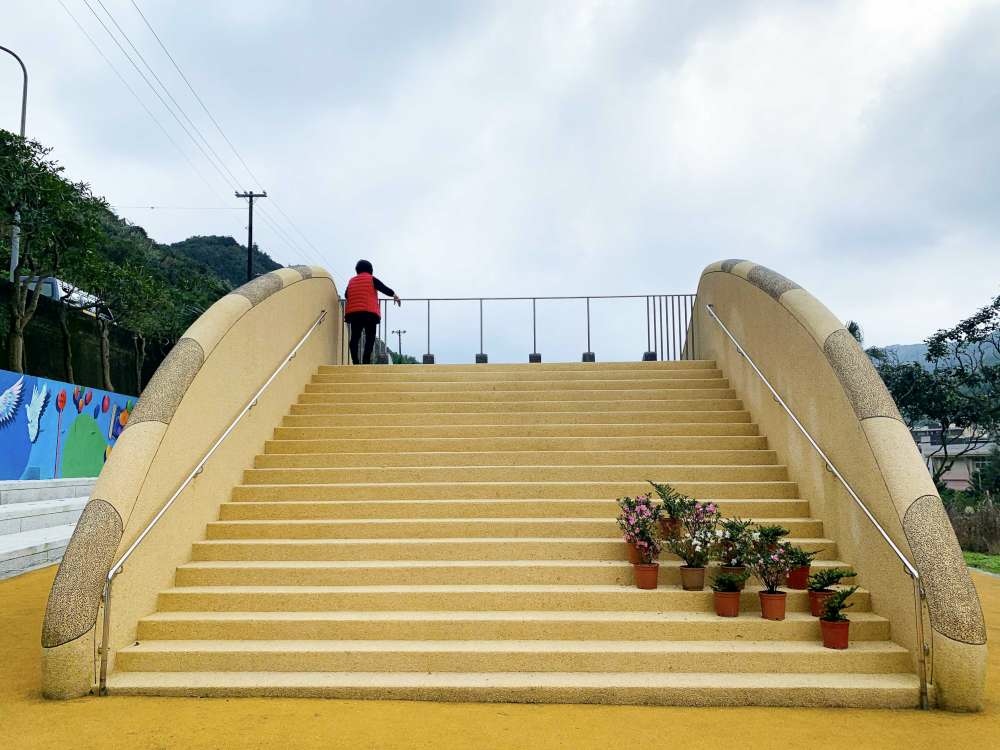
[98,309,327,694]
[340,293,698,364]
[704,303,929,709]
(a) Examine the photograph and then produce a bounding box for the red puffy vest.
[345,273,381,317]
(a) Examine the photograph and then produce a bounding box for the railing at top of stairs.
[704,303,930,710]
[97,309,327,695]
[339,294,698,364]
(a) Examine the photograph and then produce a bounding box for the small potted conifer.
[786,546,821,590]
[820,585,860,649]
[807,568,857,617]
[711,570,750,617]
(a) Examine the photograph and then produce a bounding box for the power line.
[94,0,244,190]
[80,0,233,198]
[78,0,317,268]
[111,205,243,210]
[128,0,265,190]
[127,0,329,271]
[57,0,219,199]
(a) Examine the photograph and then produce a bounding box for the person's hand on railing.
[393,294,401,307]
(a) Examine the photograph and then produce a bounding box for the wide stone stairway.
[108,361,919,705]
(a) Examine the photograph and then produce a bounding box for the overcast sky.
[3,1,999,361]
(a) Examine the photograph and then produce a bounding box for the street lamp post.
[1,45,28,282]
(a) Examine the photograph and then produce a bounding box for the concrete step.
[290,399,750,424]
[0,523,76,578]
[298,390,739,405]
[242,465,791,485]
[0,478,95,505]
[105,670,921,706]
[106,670,920,706]
[173,555,839,586]
[285,410,756,426]
[220,498,812,520]
[205,516,826,539]
[254,449,781,468]
[0,496,87,534]
[230,481,801,501]
[305,378,732,394]
[291,398,744,414]
[115,639,911,675]
[271,431,765,448]
[313,368,725,383]
[157,585,871,613]
[318,361,718,374]
[136,609,891,642]
[186,541,839,565]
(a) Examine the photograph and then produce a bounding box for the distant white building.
[911,426,995,491]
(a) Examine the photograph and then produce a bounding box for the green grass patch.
[964,551,1000,575]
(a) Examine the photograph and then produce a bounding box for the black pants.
[346,312,379,364]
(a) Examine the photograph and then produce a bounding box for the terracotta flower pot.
[820,619,850,649]
[659,517,681,539]
[679,565,707,591]
[787,565,810,590]
[713,590,741,617]
[809,589,834,617]
[634,562,660,590]
[759,590,787,621]
[720,565,747,590]
[626,542,641,565]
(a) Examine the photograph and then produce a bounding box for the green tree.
[0,130,106,373]
[970,445,1000,501]
[866,293,1000,486]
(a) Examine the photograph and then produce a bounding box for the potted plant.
[711,569,750,617]
[632,517,663,590]
[648,480,695,540]
[716,517,753,588]
[747,539,794,620]
[786,546,821,590]
[666,500,720,590]
[807,568,857,617]
[819,585,860,649]
[616,494,660,564]
[755,524,790,551]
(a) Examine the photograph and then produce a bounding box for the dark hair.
[355,259,373,274]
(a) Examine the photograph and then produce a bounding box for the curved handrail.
[98,309,327,694]
[704,303,929,709]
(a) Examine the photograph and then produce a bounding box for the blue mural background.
[0,368,134,480]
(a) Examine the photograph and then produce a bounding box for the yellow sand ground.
[3,566,996,750]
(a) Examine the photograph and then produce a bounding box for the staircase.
[107,361,919,706]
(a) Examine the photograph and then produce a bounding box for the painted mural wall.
[0,368,134,480]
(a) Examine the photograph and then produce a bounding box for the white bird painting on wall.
[26,382,49,443]
[0,376,24,428]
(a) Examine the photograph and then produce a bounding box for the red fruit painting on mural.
[84,390,93,406]
[101,395,110,413]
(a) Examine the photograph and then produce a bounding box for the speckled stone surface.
[823,329,902,421]
[720,259,747,273]
[41,499,123,648]
[130,338,205,426]
[903,495,987,645]
[746,265,800,300]
[233,272,284,306]
[290,265,313,279]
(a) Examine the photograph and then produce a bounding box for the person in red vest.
[344,259,400,364]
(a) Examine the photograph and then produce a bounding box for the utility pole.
[1,45,28,282]
[235,190,266,281]
[391,329,406,359]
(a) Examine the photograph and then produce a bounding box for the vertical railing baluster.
[583,297,595,362]
[529,298,541,362]
[681,294,690,360]
[673,295,680,361]
[659,295,665,360]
